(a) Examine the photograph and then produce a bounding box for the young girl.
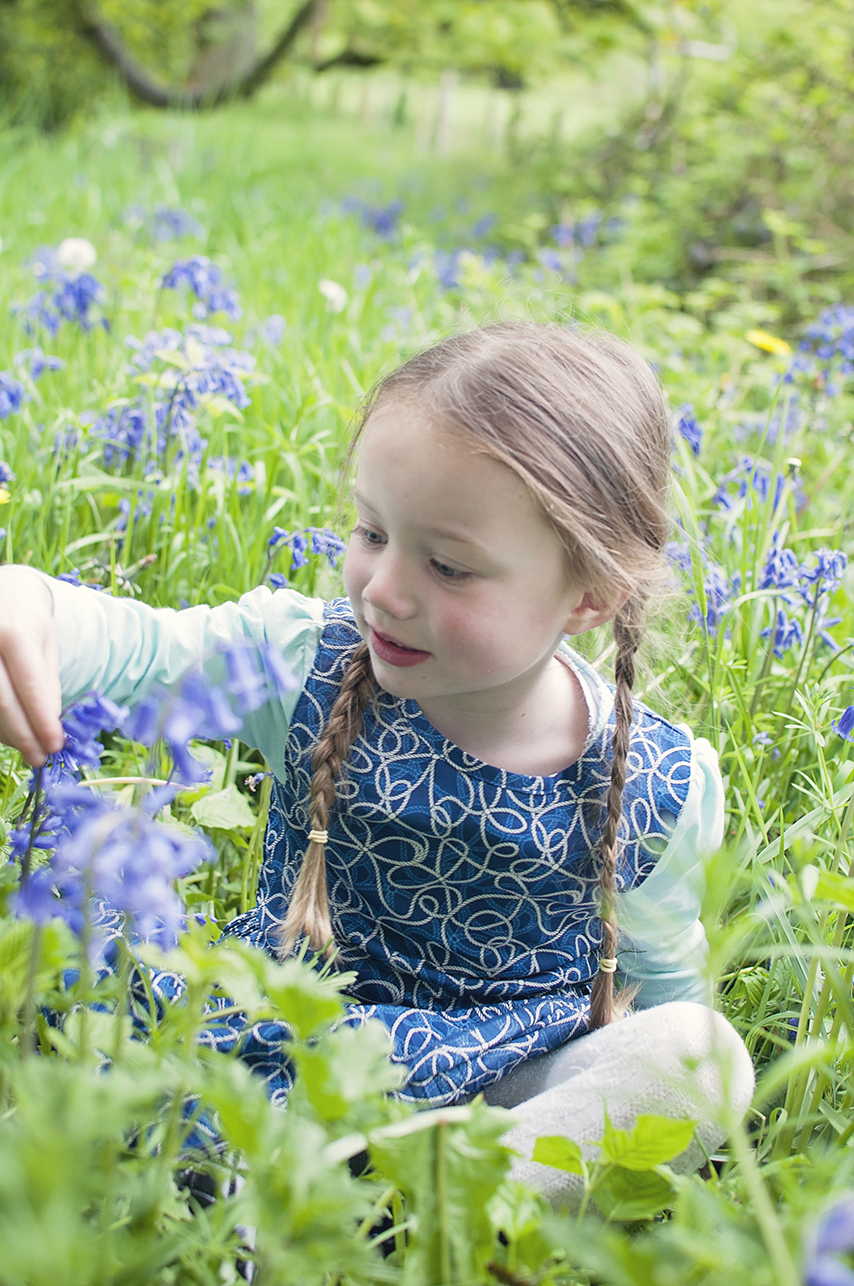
[0,323,753,1201]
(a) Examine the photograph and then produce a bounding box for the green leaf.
[600,1112,697,1170]
[592,1164,676,1221]
[532,1134,586,1174]
[191,783,255,830]
[803,865,854,913]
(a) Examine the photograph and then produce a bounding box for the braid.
[279,642,376,957]
[588,599,644,1030]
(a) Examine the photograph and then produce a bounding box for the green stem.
[728,1115,800,1286]
[22,922,43,1057]
[435,1121,451,1285]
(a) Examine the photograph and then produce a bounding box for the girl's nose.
[362,552,416,620]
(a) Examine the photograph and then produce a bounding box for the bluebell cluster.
[14,346,63,381]
[341,197,404,240]
[162,255,242,321]
[0,461,14,486]
[116,491,154,532]
[802,304,854,374]
[10,646,295,949]
[549,213,606,249]
[713,457,803,512]
[668,524,847,651]
[124,203,205,242]
[91,326,254,482]
[267,525,348,586]
[0,372,26,419]
[208,456,254,494]
[17,248,105,337]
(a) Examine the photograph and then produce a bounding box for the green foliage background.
[0,1,854,1281]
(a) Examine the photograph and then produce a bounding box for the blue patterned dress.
[201,599,695,1107]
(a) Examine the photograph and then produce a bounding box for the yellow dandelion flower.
[745,329,792,356]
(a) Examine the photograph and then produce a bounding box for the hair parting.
[279,641,376,957]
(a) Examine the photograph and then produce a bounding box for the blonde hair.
[280,323,671,1030]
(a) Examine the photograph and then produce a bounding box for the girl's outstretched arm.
[22,572,326,779]
[0,566,64,766]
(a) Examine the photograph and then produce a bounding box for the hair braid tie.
[279,642,375,958]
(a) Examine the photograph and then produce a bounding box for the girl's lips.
[369,627,431,668]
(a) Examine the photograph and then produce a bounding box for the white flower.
[318,278,348,313]
[56,238,97,274]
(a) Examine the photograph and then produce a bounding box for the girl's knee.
[638,1002,755,1119]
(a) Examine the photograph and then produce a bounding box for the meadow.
[1,83,854,1284]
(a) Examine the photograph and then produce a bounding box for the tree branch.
[73,0,318,110]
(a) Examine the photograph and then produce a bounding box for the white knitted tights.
[483,1002,755,1206]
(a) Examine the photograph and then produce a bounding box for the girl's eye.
[431,559,469,581]
[354,524,385,547]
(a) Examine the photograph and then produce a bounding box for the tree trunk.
[72,0,318,110]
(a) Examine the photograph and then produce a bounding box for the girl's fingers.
[0,567,64,764]
[0,655,57,766]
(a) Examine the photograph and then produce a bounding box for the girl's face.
[343,399,614,720]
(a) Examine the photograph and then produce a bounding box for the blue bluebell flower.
[17,251,106,336]
[307,526,347,566]
[799,549,848,607]
[577,213,602,247]
[688,565,732,630]
[804,1195,854,1286]
[759,532,801,595]
[14,347,63,380]
[538,249,563,273]
[343,198,404,240]
[713,457,787,512]
[269,573,288,590]
[257,314,286,344]
[151,205,204,241]
[434,249,464,291]
[0,461,14,485]
[550,223,574,247]
[472,213,496,238]
[753,731,772,746]
[832,707,854,741]
[162,256,242,321]
[760,608,804,657]
[13,866,62,925]
[208,457,254,494]
[0,373,26,419]
[675,404,702,456]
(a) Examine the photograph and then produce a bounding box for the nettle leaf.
[292,1022,400,1120]
[532,1134,586,1175]
[592,1165,676,1222]
[600,1112,697,1170]
[191,783,255,830]
[262,958,347,1040]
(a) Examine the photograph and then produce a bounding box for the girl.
[0,323,753,1202]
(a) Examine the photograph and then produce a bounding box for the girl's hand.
[0,566,64,766]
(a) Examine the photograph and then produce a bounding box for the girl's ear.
[562,589,630,637]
